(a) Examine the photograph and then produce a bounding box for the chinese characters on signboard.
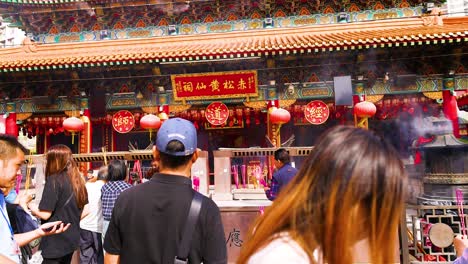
[304,100,330,125]
[112,110,135,133]
[171,70,258,101]
[225,228,243,248]
[205,102,229,126]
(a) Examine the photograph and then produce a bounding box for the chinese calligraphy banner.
[171,70,258,101]
[304,100,330,125]
[112,110,135,133]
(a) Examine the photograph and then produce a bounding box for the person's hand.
[18,193,33,211]
[36,221,71,237]
[454,234,468,257]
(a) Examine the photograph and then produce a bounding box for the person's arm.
[27,202,52,220]
[265,177,279,201]
[104,253,120,264]
[30,177,57,220]
[453,235,468,263]
[14,221,70,247]
[0,254,16,264]
[81,204,90,220]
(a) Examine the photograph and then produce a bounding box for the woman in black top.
[28,144,88,264]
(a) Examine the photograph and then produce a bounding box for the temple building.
[0,0,467,261]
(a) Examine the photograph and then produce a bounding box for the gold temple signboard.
[171,70,258,101]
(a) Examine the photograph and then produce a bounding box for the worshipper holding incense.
[454,235,468,264]
[237,126,407,264]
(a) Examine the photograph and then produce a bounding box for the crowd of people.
[1,118,468,264]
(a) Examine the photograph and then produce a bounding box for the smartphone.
[42,224,59,232]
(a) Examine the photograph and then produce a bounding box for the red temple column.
[79,108,92,171]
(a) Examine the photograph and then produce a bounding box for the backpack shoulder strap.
[175,191,203,264]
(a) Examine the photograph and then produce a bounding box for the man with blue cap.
[104,118,227,264]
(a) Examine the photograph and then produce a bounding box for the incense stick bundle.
[232,165,239,189]
[241,165,246,189]
[456,189,467,236]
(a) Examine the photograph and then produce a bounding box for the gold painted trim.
[169,104,192,113]
[423,91,443,100]
[64,110,80,117]
[423,173,468,184]
[365,95,384,103]
[16,113,32,121]
[141,106,158,114]
[279,99,296,108]
[243,101,266,110]
[204,120,244,130]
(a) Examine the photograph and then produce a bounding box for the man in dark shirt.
[104,118,227,264]
[264,148,298,201]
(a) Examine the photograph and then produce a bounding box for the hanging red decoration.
[304,100,330,125]
[205,102,229,126]
[269,108,291,125]
[112,110,135,134]
[134,112,141,125]
[354,101,377,118]
[105,114,113,125]
[140,114,161,140]
[244,108,251,127]
[62,116,84,144]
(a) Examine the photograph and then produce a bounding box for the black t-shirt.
[39,171,82,258]
[104,173,227,264]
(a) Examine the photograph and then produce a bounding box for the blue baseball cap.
[156,118,197,156]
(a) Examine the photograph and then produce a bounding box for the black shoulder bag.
[174,192,203,264]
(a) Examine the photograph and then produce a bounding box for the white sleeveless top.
[247,233,321,264]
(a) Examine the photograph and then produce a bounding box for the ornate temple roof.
[0,16,467,72]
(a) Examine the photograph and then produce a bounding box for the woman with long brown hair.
[237,126,407,264]
[28,144,88,263]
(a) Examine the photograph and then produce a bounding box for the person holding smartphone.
[27,144,88,264]
[0,135,71,264]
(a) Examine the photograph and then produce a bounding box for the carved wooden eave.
[0,17,467,72]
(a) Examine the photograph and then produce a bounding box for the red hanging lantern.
[40,117,47,127]
[269,108,291,125]
[244,108,251,127]
[134,112,141,125]
[62,116,84,144]
[235,107,243,120]
[354,101,377,118]
[140,114,161,140]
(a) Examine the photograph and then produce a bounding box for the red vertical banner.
[171,70,258,101]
